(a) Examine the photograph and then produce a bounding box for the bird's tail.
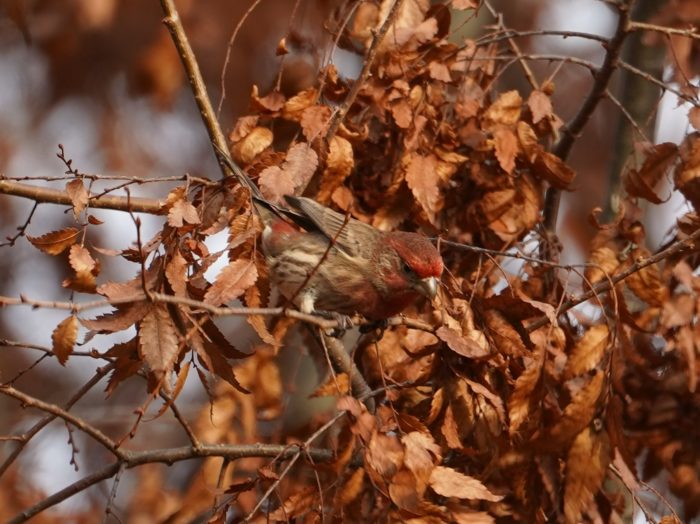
[212,144,313,230]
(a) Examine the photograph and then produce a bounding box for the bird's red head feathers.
[385,232,443,278]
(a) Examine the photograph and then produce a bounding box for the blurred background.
[0,0,696,521]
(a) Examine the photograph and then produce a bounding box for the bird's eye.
[401,260,414,275]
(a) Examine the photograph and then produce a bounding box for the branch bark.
[0,179,163,214]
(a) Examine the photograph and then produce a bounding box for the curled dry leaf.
[65,178,89,218]
[564,427,611,524]
[250,85,285,112]
[232,126,273,164]
[564,324,609,379]
[533,151,575,189]
[484,90,522,129]
[585,245,619,284]
[282,88,318,120]
[317,135,354,203]
[27,227,81,255]
[204,258,258,305]
[428,466,503,502]
[51,314,78,365]
[623,142,677,204]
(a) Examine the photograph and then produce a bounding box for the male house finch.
[216,148,444,320]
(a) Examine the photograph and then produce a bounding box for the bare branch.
[0,179,164,214]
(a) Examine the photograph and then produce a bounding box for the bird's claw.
[359,318,389,334]
[315,310,353,337]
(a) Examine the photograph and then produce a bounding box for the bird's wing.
[284,196,379,257]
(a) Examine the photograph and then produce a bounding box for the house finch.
[216,148,443,320]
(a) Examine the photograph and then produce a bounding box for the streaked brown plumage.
[216,148,444,320]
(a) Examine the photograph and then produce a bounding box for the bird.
[214,145,444,321]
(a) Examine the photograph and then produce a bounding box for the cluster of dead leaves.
[17,1,700,522]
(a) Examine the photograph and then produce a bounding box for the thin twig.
[542,0,633,237]
[325,0,406,141]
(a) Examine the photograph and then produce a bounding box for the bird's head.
[381,232,443,300]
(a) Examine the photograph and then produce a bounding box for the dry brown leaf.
[625,249,668,307]
[492,126,518,174]
[268,488,317,520]
[405,152,441,224]
[52,315,78,365]
[229,115,259,142]
[311,372,350,397]
[623,142,677,204]
[442,403,462,449]
[533,151,575,189]
[437,326,490,358]
[428,466,503,501]
[546,371,605,447]
[391,99,413,129]
[508,345,544,436]
[564,427,611,524]
[65,178,89,218]
[690,106,700,132]
[484,90,522,128]
[28,227,81,255]
[402,431,440,493]
[338,467,365,506]
[674,132,700,210]
[451,509,496,524]
[428,61,451,82]
[366,431,404,479]
[68,244,96,275]
[388,469,419,511]
[282,88,318,120]
[284,142,319,188]
[317,136,354,203]
[250,85,285,112]
[232,126,273,165]
[138,304,179,380]
[516,121,541,162]
[483,310,527,357]
[585,245,619,284]
[167,199,200,228]
[300,104,331,141]
[259,165,295,204]
[204,259,258,305]
[564,324,609,379]
[80,302,151,333]
[528,90,553,124]
[165,251,188,297]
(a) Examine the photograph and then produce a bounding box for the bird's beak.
[415,276,438,299]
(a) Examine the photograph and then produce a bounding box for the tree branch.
[159,0,230,178]
[0,179,163,214]
[542,0,632,237]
